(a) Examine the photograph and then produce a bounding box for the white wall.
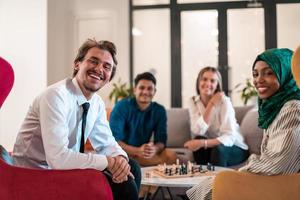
[47,0,74,85]
[0,0,47,150]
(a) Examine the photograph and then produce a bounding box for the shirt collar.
[72,78,90,106]
[131,97,153,112]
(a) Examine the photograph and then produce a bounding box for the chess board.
[146,162,217,179]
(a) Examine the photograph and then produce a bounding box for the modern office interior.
[1,0,300,151]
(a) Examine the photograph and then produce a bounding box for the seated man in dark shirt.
[110,72,177,166]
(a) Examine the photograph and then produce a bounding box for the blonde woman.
[184,67,248,167]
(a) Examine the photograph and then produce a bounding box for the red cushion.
[0,158,113,200]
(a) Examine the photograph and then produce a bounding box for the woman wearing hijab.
[186,48,300,200]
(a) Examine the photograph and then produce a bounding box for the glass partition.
[133,9,171,108]
[181,10,218,108]
[178,0,245,3]
[277,3,300,50]
[228,8,264,106]
[133,0,169,6]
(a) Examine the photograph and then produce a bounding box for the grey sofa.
[166,106,263,163]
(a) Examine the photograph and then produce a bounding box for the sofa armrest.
[0,158,113,200]
[212,171,300,200]
[167,108,191,147]
[239,108,263,154]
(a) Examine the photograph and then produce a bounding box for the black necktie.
[80,102,90,153]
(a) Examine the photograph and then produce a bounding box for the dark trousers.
[193,136,249,167]
[104,158,141,200]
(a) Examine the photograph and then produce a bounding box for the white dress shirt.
[13,78,127,170]
[188,95,248,150]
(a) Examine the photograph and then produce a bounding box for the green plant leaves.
[109,79,133,104]
[235,78,258,105]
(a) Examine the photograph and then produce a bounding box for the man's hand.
[143,142,157,158]
[138,142,157,159]
[184,139,204,151]
[106,156,134,183]
[209,92,224,106]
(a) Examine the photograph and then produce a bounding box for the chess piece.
[176,158,180,165]
[176,167,179,174]
[168,168,172,176]
[187,161,192,173]
[197,164,202,172]
[207,162,212,171]
[145,171,153,178]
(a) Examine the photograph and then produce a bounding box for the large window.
[130,0,300,107]
[228,8,265,106]
[277,3,300,50]
[133,0,169,6]
[181,10,218,107]
[178,0,245,3]
[133,9,171,107]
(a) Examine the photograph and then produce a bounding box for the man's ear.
[74,62,79,71]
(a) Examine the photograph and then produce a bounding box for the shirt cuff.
[118,154,129,162]
[93,154,109,171]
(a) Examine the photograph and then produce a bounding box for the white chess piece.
[187,161,192,173]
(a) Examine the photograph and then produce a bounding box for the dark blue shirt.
[109,97,167,147]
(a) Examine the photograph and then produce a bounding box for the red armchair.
[0,57,113,200]
[0,56,14,108]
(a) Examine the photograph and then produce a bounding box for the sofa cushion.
[234,105,254,125]
[240,108,263,155]
[166,108,191,148]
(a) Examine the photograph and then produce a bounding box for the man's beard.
[83,81,102,93]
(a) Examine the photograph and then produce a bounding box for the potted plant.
[109,79,133,104]
[235,78,258,105]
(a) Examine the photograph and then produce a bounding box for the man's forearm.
[154,142,165,154]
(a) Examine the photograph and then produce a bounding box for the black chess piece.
[212,165,215,171]
[207,162,212,171]
[183,166,187,174]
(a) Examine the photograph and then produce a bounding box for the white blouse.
[188,95,248,150]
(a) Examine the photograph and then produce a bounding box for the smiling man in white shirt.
[12,39,140,200]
